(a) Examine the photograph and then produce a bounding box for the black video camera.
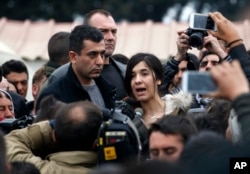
[186,28,208,50]
[0,115,34,134]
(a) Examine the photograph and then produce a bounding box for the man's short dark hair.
[186,53,199,70]
[69,25,104,55]
[199,51,222,65]
[48,31,70,65]
[148,115,197,144]
[54,101,103,151]
[2,59,29,78]
[83,9,112,25]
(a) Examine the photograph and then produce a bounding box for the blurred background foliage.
[1,0,250,22]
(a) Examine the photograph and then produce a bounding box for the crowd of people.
[0,9,250,174]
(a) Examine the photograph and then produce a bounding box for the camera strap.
[112,112,142,152]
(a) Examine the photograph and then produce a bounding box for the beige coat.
[5,121,97,174]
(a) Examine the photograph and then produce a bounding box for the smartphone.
[189,13,217,31]
[181,71,217,94]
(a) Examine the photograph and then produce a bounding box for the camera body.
[0,115,34,134]
[97,109,142,164]
[186,28,208,50]
[187,13,216,50]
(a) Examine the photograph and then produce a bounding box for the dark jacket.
[48,58,126,85]
[36,64,116,111]
[110,57,126,78]
[8,91,29,118]
[44,60,61,78]
[161,54,199,95]
[160,57,180,95]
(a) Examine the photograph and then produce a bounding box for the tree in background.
[0,0,249,22]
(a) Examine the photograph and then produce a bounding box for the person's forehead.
[132,61,150,72]
[89,13,117,29]
[178,60,188,68]
[0,97,12,103]
[6,72,28,80]
[201,54,220,62]
[82,39,105,52]
[150,132,184,145]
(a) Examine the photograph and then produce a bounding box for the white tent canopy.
[0,41,22,64]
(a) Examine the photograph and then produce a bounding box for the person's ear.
[32,84,39,97]
[156,79,162,85]
[92,139,98,150]
[69,51,77,64]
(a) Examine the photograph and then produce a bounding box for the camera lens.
[189,32,203,49]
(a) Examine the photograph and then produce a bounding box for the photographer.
[160,32,199,95]
[161,22,229,97]
[179,29,228,63]
[161,31,199,95]
[5,100,103,174]
[192,11,250,109]
[168,14,234,109]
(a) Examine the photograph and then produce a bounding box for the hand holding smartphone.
[186,13,217,50]
[181,71,217,94]
[189,13,217,31]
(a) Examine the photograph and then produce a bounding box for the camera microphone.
[101,108,113,121]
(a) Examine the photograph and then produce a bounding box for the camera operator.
[5,100,103,174]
